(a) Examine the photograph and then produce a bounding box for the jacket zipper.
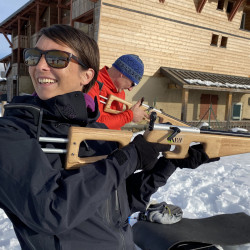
[115,190,119,211]
[106,190,126,249]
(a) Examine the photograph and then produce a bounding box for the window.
[211,34,219,46]
[226,1,234,13]
[210,35,228,48]
[232,103,242,120]
[240,12,246,29]
[220,36,228,48]
[217,0,225,10]
[240,8,250,31]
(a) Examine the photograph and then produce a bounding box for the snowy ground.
[133,152,250,250]
[0,151,250,249]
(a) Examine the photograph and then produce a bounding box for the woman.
[0,24,172,250]
[0,24,212,250]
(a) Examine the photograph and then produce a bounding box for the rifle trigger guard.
[167,126,181,140]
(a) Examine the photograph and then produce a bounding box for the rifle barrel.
[200,129,250,138]
[39,137,68,143]
[39,137,68,154]
[153,124,250,138]
[153,124,200,133]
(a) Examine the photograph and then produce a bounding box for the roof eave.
[0,0,35,27]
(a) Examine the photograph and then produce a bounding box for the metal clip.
[167,126,181,140]
[149,112,157,131]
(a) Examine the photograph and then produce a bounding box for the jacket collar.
[98,66,118,93]
[8,91,100,126]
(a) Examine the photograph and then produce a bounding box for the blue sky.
[0,1,30,60]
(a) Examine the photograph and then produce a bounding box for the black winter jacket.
[0,91,176,250]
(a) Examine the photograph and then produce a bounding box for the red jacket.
[88,66,133,130]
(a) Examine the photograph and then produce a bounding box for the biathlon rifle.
[5,103,250,170]
[39,112,250,170]
[100,94,190,127]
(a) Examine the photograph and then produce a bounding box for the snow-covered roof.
[160,67,250,92]
[184,79,250,90]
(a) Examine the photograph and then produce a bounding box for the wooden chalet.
[1,0,250,130]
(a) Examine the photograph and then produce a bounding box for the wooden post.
[228,0,245,21]
[225,92,232,130]
[197,0,207,13]
[58,0,61,24]
[36,3,40,33]
[181,88,189,122]
[70,0,73,26]
[2,32,12,48]
[17,16,21,96]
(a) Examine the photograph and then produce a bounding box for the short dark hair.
[37,24,99,93]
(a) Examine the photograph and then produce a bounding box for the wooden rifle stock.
[144,124,250,159]
[103,95,190,127]
[65,127,133,169]
[65,125,250,169]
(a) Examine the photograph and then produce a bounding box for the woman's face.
[29,35,91,100]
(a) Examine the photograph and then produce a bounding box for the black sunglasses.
[23,48,88,69]
[131,82,136,88]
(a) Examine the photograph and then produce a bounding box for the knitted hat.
[112,54,144,85]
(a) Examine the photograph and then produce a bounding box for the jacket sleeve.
[126,157,177,213]
[97,110,133,130]
[0,125,139,235]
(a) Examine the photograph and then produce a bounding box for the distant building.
[0,76,7,97]
[0,0,250,130]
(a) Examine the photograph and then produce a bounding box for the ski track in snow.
[1,152,250,249]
